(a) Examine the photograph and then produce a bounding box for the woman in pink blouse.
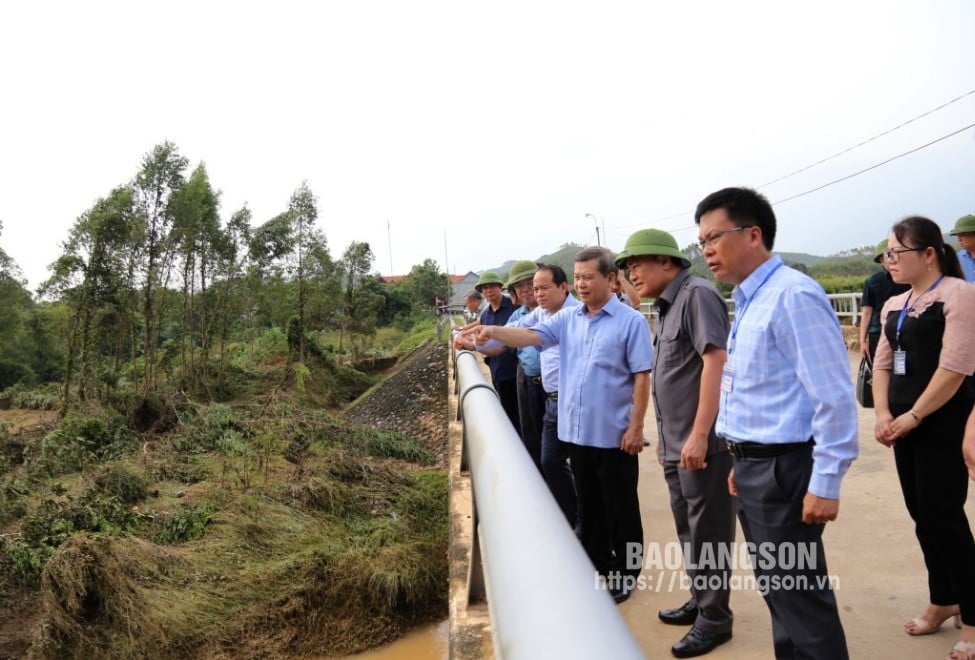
[872,216,975,660]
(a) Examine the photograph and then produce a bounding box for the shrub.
[91,464,150,504]
[33,414,133,476]
[149,504,216,544]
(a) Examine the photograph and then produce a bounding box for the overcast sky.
[2,1,974,290]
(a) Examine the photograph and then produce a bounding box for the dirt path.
[0,409,57,435]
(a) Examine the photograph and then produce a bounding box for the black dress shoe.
[670,626,732,658]
[609,584,632,604]
[658,599,697,625]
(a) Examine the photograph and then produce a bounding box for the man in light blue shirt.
[474,247,653,604]
[949,214,975,283]
[480,264,583,527]
[695,187,857,660]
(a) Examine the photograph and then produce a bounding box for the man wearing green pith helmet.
[618,228,735,658]
[950,214,975,283]
[470,271,521,431]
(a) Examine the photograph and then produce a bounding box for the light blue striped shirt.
[958,248,975,283]
[532,295,654,449]
[718,255,858,499]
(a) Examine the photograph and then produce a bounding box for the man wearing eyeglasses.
[695,187,858,660]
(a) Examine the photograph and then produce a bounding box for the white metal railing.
[453,348,643,660]
[723,292,863,325]
[644,292,864,326]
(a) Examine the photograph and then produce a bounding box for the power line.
[756,88,975,189]
[773,120,975,205]
[617,118,975,234]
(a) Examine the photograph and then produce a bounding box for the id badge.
[721,365,734,393]
[893,349,907,375]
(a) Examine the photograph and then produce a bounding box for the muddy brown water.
[338,620,447,660]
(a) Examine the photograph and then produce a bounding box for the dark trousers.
[541,397,577,527]
[494,377,520,437]
[664,451,736,634]
[893,397,975,625]
[515,363,544,473]
[734,445,848,660]
[568,443,642,581]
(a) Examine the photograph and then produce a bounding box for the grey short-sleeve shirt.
[651,270,730,462]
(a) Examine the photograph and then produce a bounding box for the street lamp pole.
[585,213,600,246]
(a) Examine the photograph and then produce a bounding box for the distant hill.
[777,252,825,266]
[480,239,964,294]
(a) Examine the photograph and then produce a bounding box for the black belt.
[725,438,813,459]
[546,391,558,401]
[528,375,542,385]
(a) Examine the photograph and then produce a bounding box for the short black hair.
[536,263,568,286]
[695,187,777,251]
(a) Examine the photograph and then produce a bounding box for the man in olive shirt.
[619,229,735,658]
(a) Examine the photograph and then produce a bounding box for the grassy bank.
[0,331,449,658]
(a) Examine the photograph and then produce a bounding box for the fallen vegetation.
[0,338,449,659]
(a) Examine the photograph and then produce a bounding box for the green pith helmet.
[504,260,538,289]
[475,271,504,291]
[949,214,975,236]
[614,228,691,268]
[874,238,888,264]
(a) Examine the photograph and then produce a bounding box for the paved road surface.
[622,352,975,659]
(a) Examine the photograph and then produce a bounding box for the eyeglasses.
[697,225,751,250]
[511,281,533,292]
[882,246,927,262]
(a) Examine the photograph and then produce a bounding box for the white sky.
[2,0,974,291]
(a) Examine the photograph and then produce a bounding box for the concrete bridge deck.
[449,351,975,659]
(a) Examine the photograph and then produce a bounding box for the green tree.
[287,181,321,362]
[133,141,189,394]
[167,163,221,386]
[0,220,38,388]
[338,241,376,349]
[42,187,139,405]
[400,259,451,311]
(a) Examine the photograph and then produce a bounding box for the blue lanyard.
[729,260,783,353]
[895,275,944,349]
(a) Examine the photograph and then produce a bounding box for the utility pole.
[387,220,393,275]
[586,213,601,246]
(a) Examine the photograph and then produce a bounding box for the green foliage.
[91,463,150,504]
[147,455,209,485]
[149,503,216,544]
[33,414,133,476]
[399,258,452,310]
[173,403,244,454]
[0,382,60,410]
[313,416,434,465]
[2,490,140,586]
[394,317,438,356]
[815,275,869,294]
[0,538,53,587]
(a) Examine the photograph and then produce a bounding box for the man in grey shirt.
[618,229,735,658]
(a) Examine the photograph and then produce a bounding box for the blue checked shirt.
[532,295,654,449]
[719,255,858,499]
[958,248,975,283]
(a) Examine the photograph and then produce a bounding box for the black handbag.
[856,355,874,408]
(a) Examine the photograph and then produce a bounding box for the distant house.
[377,271,480,312]
[448,272,479,309]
